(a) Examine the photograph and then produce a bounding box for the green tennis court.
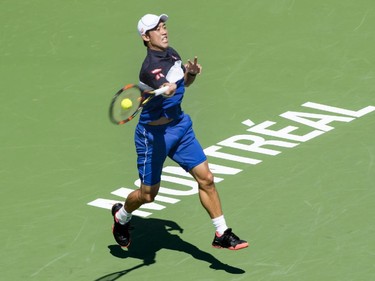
[1,1,374,280]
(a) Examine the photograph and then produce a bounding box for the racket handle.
[154,85,170,96]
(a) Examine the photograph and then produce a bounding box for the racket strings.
[111,87,141,123]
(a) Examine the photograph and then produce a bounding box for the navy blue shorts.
[134,114,207,186]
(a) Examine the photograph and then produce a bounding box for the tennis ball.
[121,98,133,109]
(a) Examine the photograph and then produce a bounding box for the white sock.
[115,206,132,225]
[212,215,228,236]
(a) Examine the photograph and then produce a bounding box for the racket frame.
[109,84,169,125]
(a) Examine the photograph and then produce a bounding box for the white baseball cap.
[137,14,168,36]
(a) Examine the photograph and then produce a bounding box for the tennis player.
[111,14,248,250]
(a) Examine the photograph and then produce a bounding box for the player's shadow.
[94,216,245,281]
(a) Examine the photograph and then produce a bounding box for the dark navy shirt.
[138,47,186,124]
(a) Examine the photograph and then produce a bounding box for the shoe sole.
[212,242,249,250]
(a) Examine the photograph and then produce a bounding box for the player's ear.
[141,34,150,43]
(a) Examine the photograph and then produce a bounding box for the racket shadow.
[95,216,245,280]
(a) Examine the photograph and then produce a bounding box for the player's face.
[144,21,169,51]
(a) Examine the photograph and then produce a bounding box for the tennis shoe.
[212,228,248,250]
[111,203,131,248]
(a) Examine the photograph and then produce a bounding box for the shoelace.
[223,229,241,245]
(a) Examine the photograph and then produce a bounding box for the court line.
[353,10,369,31]
[30,252,69,277]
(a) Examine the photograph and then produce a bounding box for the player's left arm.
[184,56,202,87]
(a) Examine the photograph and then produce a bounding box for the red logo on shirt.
[151,68,165,80]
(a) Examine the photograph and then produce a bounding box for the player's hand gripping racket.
[109,84,169,125]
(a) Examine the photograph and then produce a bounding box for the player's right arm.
[161,82,177,97]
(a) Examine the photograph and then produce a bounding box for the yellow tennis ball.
[121,98,133,109]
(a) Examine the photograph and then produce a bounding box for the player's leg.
[111,123,165,247]
[125,183,160,213]
[172,116,249,250]
[168,115,224,221]
[189,160,223,219]
[131,123,166,210]
[112,183,160,248]
[190,162,248,250]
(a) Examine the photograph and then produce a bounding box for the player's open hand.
[185,56,202,76]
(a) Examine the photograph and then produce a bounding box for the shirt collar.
[147,47,169,58]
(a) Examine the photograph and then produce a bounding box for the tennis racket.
[109,84,169,125]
